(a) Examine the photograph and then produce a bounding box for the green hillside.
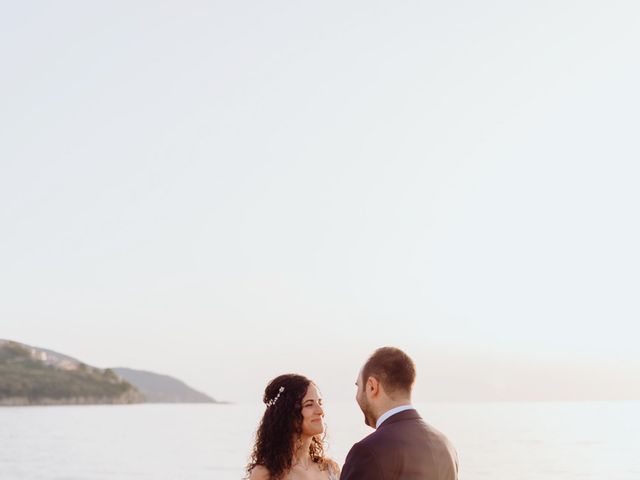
[0,341,144,406]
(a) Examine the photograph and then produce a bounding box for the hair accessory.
[266,386,285,407]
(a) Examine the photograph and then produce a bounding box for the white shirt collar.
[375,404,413,429]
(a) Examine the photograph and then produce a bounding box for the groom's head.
[355,347,416,428]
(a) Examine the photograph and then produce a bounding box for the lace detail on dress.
[327,462,340,480]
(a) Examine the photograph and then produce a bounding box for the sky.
[2,1,639,403]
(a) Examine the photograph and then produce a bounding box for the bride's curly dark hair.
[246,373,328,479]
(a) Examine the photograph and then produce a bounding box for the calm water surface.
[1,401,639,479]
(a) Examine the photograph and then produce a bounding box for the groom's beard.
[359,398,376,428]
[363,410,375,428]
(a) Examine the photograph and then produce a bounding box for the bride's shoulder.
[248,465,270,480]
[324,458,341,475]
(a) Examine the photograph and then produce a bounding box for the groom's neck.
[373,396,412,421]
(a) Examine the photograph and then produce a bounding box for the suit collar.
[376,405,414,429]
[377,408,421,428]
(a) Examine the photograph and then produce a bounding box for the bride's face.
[300,384,325,437]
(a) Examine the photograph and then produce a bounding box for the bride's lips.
[311,418,323,423]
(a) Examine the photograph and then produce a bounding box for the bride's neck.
[292,436,313,465]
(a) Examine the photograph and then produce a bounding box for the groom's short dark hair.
[362,346,416,395]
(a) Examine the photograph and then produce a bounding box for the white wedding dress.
[327,463,340,480]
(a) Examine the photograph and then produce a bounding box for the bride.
[247,374,340,480]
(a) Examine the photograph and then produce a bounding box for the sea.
[1,401,639,480]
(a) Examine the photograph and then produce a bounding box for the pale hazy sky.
[2,2,639,402]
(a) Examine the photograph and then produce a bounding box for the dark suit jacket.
[340,409,458,480]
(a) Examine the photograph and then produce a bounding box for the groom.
[340,347,459,480]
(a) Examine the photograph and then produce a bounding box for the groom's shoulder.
[344,433,383,468]
[354,410,447,448]
[355,424,394,450]
[344,428,381,456]
[374,411,452,445]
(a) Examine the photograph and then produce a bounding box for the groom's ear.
[367,376,380,397]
